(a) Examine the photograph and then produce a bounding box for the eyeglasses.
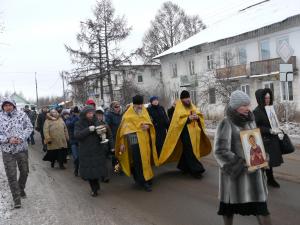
[114,105,120,108]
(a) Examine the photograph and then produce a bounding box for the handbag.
[279,133,295,155]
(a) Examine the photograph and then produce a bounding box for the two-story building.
[154,0,300,120]
[69,60,162,107]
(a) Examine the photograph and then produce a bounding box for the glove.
[89,126,96,132]
[270,129,281,135]
[96,126,106,135]
[278,133,284,140]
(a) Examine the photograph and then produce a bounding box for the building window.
[172,63,177,77]
[240,84,250,96]
[189,60,195,75]
[281,81,293,101]
[191,90,197,104]
[263,81,274,93]
[115,74,118,86]
[151,69,156,77]
[260,40,270,60]
[238,47,247,65]
[223,51,233,67]
[209,88,216,104]
[137,74,143,83]
[207,54,214,70]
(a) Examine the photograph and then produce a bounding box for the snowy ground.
[0,153,12,223]
[205,120,300,138]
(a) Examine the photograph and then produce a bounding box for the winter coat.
[105,110,122,141]
[35,112,47,133]
[147,104,169,154]
[214,107,268,204]
[25,110,37,126]
[253,88,283,167]
[167,106,175,121]
[43,115,69,150]
[0,98,33,154]
[74,109,106,179]
[65,114,80,145]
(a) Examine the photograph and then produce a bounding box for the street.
[1,135,300,225]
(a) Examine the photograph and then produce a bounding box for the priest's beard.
[133,107,142,115]
[182,100,192,108]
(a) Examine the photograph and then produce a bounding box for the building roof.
[154,0,300,59]
[10,93,30,104]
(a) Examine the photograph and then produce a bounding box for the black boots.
[266,168,280,188]
[74,159,79,176]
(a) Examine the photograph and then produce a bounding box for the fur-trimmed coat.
[43,115,69,150]
[214,107,268,204]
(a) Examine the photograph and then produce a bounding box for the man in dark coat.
[147,96,169,156]
[74,106,107,197]
[105,101,122,169]
[254,88,283,188]
[24,105,36,145]
[65,106,80,176]
[35,106,48,151]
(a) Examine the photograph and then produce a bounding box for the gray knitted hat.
[229,90,251,109]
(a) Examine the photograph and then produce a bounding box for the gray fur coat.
[214,107,268,204]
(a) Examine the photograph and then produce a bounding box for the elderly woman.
[254,88,283,188]
[43,109,69,169]
[74,106,107,197]
[214,91,271,225]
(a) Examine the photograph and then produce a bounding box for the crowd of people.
[0,87,292,225]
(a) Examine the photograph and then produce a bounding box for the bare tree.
[65,0,131,101]
[140,1,206,60]
[198,52,241,108]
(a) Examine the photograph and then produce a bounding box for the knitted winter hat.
[149,96,158,103]
[229,90,251,109]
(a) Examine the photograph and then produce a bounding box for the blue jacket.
[65,114,80,145]
[105,110,122,141]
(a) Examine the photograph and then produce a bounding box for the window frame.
[137,74,143,83]
[240,84,250,96]
[238,46,247,65]
[280,81,293,101]
[260,39,270,60]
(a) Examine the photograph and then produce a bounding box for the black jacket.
[147,104,169,155]
[74,109,106,179]
[253,88,283,167]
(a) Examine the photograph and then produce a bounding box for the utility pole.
[61,71,67,106]
[35,72,39,107]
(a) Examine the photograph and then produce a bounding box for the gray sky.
[0,0,260,100]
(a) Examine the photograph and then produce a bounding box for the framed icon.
[265,105,280,130]
[240,128,268,171]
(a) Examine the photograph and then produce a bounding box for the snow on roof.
[154,0,300,59]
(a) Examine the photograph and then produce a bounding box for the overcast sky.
[0,0,261,100]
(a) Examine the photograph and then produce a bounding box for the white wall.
[159,26,300,115]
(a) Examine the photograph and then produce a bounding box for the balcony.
[250,56,296,75]
[216,64,248,79]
